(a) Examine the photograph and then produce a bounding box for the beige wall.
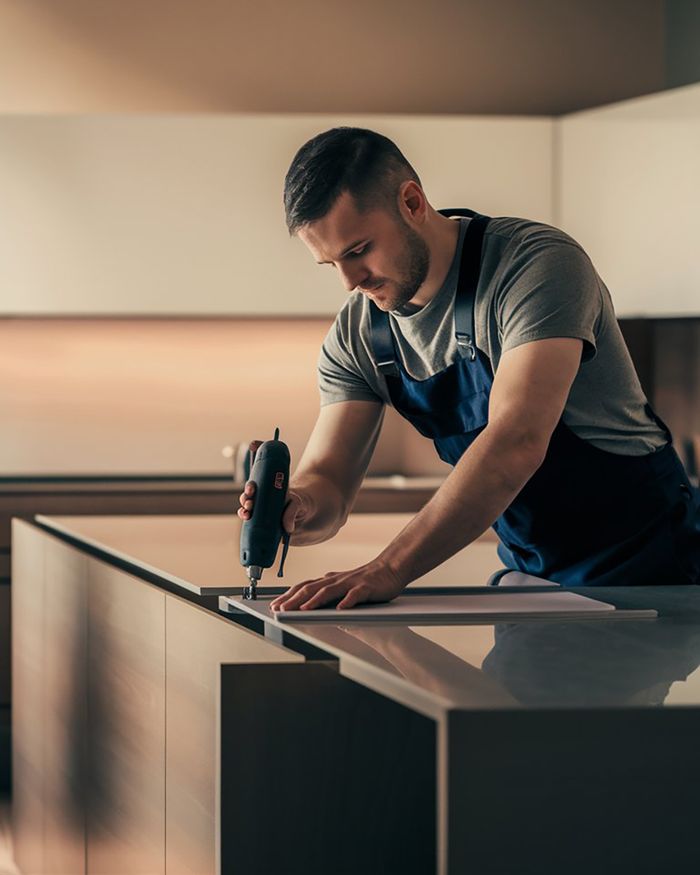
[0,113,554,315]
[0,0,665,115]
[0,318,445,477]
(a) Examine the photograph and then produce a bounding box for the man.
[238,127,700,611]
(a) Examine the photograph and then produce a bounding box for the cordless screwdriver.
[239,428,291,600]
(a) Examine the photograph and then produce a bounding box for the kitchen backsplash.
[0,318,448,478]
[0,317,696,478]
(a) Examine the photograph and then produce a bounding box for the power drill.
[239,428,291,600]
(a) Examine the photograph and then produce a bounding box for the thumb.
[282,491,306,534]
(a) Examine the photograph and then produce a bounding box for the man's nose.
[338,262,369,293]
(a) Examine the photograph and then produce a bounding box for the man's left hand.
[269,559,405,612]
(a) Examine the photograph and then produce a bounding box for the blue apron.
[369,210,700,586]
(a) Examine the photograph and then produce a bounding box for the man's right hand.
[237,400,384,546]
[236,441,309,536]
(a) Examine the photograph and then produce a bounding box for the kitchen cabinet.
[13,515,700,874]
[165,596,306,875]
[0,475,239,795]
[556,81,700,316]
[11,520,302,875]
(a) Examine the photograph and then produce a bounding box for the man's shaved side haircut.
[284,127,421,235]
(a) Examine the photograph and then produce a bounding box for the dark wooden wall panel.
[620,317,700,475]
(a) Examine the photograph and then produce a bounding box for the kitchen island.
[11,514,700,875]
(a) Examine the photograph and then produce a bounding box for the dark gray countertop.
[222,587,700,719]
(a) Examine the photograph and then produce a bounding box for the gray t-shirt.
[318,216,666,455]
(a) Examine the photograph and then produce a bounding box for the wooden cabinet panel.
[0,706,9,797]
[165,595,302,875]
[43,536,88,875]
[0,479,239,791]
[11,520,46,875]
[86,559,166,875]
[0,584,10,705]
[219,663,436,875]
[11,522,318,875]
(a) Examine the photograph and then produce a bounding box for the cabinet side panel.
[165,597,302,875]
[220,662,436,875]
[87,558,165,875]
[43,536,88,875]
[11,520,46,875]
[445,709,700,875]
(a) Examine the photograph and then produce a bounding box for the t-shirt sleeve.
[495,236,603,362]
[318,317,384,406]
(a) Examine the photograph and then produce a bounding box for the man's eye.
[348,244,369,258]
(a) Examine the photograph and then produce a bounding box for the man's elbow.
[486,424,551,488]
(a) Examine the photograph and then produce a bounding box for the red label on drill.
[274,472,285,489]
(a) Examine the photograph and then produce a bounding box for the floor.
[0,799,19,875]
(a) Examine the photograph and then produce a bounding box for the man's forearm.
[377,424,547,585]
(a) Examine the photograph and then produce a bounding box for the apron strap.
[453,213,489,362]
[369,299,400,377]
[438,207,479,219]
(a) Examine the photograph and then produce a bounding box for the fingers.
[298,580,351,611]
[279,490,307,535]
[248,440,262,470]
[269,572,371,613]
[336,585,369,610]
[236,439,262,521]
[236,483,306,533]
[269,579,322,611]
[270,574,343,612]
[281,496,301,534]
[281,504,295,533]
[237,480,256,520]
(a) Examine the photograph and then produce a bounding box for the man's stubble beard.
[379,222,431,312]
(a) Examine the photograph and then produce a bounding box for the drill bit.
[243,565,263,600]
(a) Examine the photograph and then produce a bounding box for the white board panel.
[0,114,553,315]
[556,82,700,317]
[229,592,657,624]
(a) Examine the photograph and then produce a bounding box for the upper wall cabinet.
[556,82,700,317]
[0,114,553,315]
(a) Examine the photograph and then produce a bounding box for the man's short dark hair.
[283,127,421,235]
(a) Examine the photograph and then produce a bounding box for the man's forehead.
[298,192,385,255]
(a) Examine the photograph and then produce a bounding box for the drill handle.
[239,436,290,571]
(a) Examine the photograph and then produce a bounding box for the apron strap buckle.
[376,358,400,377]
[456,332,477,362]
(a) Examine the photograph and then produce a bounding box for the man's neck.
[406,213,461,309]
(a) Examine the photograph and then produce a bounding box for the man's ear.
[398,180,427,225]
